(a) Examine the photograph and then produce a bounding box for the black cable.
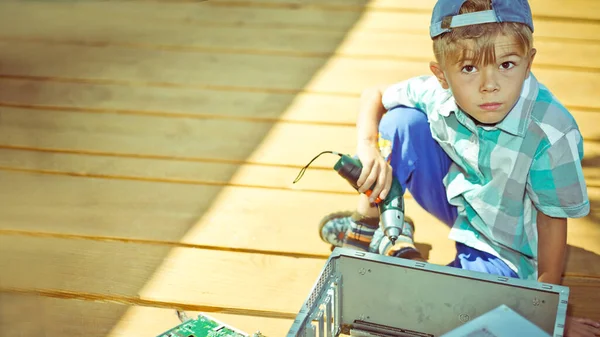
[292,150,342,184]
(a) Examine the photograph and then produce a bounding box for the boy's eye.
[461,65,477,73]
[500,62,515,70]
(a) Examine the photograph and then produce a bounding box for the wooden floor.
[0,0,598,335]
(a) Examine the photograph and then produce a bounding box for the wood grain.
[8,0,599,21]
[1,76,597,124]
[0,78,598,141]
[0,292,293,336]
[0,77,361,126]
[0,144,597,196]
[1,1,599,41]
[0,106,598,169]
[0,235,325,313]
[0,106,354,167]
[0,169,454,261]
[0,166,598,275]
[209,0,600,22]
[563,277,600,320]
[0,0,598,331]
[0,235,598,319]
[1,41,598,108]
[0,8,598,70]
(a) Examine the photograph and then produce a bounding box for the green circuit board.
[157,314,248,337]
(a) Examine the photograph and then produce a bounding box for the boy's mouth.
[479,102,502,111]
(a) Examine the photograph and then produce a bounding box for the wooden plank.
[8,0,600,21]
[0,78,598,140]
[208,0,600,21]
[0,165,598,275]
[0,8,597,70]
[0,170,453,261]
[562,278,600,320]
[0,78,360,125]
[0,2,365,32]
[0,40,424,95]
[0,292,127,337]
[0,292,292,337]
[0,106,355,167]
[0,148,353,193]
[0,2,598,41]
[0,235,598,320]
[0,144,596,196]
[1,42,598,108]
[0,106,598,168]
[0,168,343,255]
[0,235,324,314]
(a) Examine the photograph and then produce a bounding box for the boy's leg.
[448,243,519,278]
[322,106,457,254]
[319,106,520,278]
[379,108,518,277]
[381,106,458,227]
[366,105,458,257]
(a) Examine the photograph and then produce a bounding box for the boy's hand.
[356,141,393,202]
[565,316,600,337]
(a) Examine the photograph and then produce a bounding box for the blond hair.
[432,0,533,67]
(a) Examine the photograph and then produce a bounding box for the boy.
[318,0,600,335]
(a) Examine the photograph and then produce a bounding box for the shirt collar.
[437,73,539,137]
[439,89,457,118]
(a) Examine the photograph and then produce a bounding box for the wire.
[176,310,191,323]
[292,150,341,184]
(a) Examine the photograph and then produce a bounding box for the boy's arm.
[527,129,589,284]
[356,76,436,147]
[354,85,394,197]
[354,76,437,198]
[356,76,437,146]
[356,85,389,148]
[536,211,567,285]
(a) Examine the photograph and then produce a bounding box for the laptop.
[287,248,568,337]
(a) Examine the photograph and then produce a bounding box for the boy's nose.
[480,68,500,93]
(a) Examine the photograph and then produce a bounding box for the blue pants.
[380,106,518,278]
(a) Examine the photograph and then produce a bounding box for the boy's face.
[430,34,536,125]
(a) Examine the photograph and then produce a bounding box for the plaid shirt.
[382,73,590,280]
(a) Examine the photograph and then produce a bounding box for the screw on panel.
[458,314,470,323]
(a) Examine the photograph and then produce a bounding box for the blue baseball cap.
[429,0,534,39]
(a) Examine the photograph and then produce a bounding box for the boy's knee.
[379,106,429,137]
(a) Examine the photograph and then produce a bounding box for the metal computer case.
[286,248,569,337]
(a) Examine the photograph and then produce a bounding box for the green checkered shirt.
[382,73,590,280]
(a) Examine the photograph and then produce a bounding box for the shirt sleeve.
[381,75,445,115]
[526,129,590,218]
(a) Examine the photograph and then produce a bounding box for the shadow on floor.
[0,0,374,336]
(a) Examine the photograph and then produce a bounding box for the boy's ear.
[525,48,537,74]
[430,61,449,89]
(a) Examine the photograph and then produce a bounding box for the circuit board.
[157,314,248,337]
